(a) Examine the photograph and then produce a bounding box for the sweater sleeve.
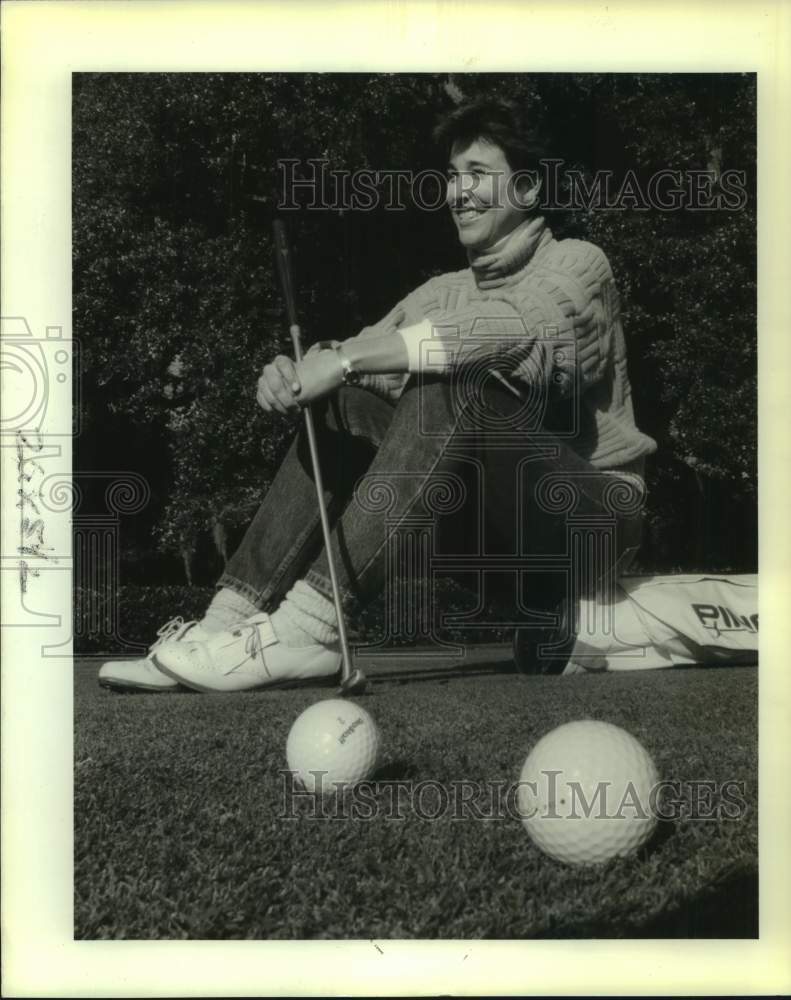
[351,279,438,401]
[351,243,615,404]
[399,244,616,402]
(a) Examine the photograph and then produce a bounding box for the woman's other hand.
[256,355,302,415]
[256,348,343,415]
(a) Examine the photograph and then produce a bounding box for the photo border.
[2,1,789,995]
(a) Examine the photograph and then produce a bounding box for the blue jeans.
[218,376,645,616]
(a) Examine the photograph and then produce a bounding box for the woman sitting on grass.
[99,97,656,693]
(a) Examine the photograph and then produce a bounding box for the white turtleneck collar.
[467,215,551,289]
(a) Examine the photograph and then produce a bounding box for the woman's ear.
[516,175,542,211]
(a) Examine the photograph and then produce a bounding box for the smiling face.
[446,138,537,252]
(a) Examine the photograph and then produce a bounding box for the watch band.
[318,340,361,386]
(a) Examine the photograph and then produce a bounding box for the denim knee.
[324,386,395,447]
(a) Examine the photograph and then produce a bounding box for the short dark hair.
[433,97,545,174]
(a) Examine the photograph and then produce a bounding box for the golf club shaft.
[293,384,355,678]
[272,221,356,686]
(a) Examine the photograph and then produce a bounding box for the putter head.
[337,668,368,697]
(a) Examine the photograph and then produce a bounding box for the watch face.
[336,346,361,385]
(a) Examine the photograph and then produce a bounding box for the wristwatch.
[318,340,362,386]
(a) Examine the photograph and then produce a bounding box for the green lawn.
[74,649,757,939]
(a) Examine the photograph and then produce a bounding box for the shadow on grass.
[367,661,517,686]
[537,868,758,939]
[370,759,423,782]
[641,817,676,856]
[631,869,758,938]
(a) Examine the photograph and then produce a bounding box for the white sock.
[269,580,338,647]
[200,587,259,633]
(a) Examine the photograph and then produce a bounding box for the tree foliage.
[73,72,756,578]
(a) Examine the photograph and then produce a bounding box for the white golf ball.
[517,720,660,865]
[286,698,380,794]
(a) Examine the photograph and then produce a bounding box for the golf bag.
[514,574,758,673]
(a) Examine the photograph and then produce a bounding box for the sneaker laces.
[150,616,189,652]
[244,622,272,677]
[217,621,272,678]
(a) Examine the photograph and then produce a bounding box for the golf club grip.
[272,220,303,359]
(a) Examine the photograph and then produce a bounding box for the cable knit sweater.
[355,216,657,470]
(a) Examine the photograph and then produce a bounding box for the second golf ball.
[286,698,380,794]
[517,720,660,865]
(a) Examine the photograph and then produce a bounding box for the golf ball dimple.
[286,698,380,794]
[517,720,660,865]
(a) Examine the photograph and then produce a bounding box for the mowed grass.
[74,651,758,939]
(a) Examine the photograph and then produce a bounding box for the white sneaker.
[98,617,210,692]
[152,612,341,693]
